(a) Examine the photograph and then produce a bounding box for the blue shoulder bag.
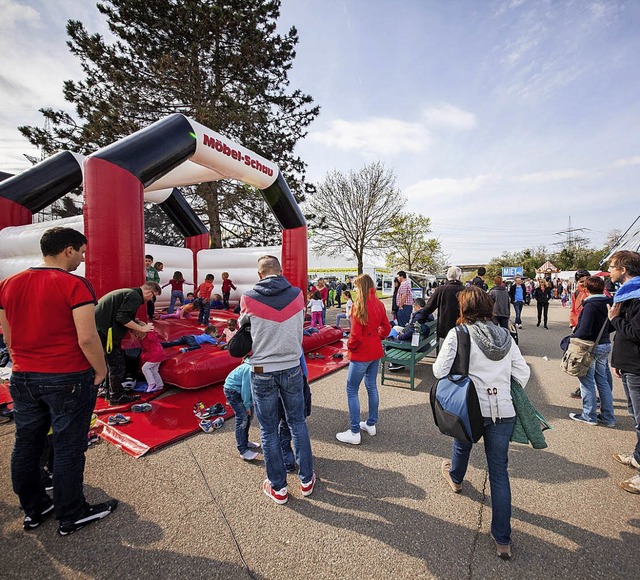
[430,325,484,443]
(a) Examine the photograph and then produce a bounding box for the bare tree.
[308,162,404,274]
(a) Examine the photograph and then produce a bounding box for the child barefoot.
[223,359,260,461]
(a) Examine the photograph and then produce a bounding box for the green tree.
[308,162,404,274]
[19,0,319,247]
[486,246,548,280]
[381,212,446,274]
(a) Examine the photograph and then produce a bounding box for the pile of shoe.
[194,401,226,432]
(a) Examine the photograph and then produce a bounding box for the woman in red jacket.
[336,274,391,445]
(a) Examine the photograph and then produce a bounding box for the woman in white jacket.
[433,286,530,560]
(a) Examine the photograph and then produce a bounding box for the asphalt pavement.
[1,299,638,579]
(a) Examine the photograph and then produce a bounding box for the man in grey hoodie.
[489,276,511,329]
[239,255,315,504]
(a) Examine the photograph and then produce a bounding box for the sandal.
[308,353,315,359]
[211,403,226,416]
[331,353,344,359]
[315,353,325,359]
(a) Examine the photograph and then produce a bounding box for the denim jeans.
[513,302,524,325]
[161,335,199,351]
[336,313,350,328]
[224,388,252,454]
[251,365,313,490]
[397,305,412,327]
[168,290,185,314]
[321,305,327,326]
[621,372,640,473]
[198,298,211,324]
[449,417,516,545]
[577,343,615,424]
[346,359,380,433]
[10,369,96,523]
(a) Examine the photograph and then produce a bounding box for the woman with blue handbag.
[433,286,530,560]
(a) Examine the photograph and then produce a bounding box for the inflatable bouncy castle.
[0,115,343,389]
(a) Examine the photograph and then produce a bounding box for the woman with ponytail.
[336,274,391,445]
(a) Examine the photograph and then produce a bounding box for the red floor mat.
[100,340,350,457]
[97,384,232,457]
[0,382,11,405]
[93,388,166,415]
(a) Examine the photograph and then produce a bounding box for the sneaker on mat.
[441,460,461,493]
[569,413,597,426]
[301,472,316,497]
[619,474,640,495]
[359,421,377,436]
[263,480,288,504]
[145,384,163,393]
[247,441,260,449]
[569,387,582,399]
[613,453,640,469]
[131,403,152,413]
[96,387,108,399]
[336,429,361,445]
[107,413,130,426]
[23,503,54,531]
[240,450,259,461]
[44,472,54,492]
[58,500,118,536]
[108,392,140,405]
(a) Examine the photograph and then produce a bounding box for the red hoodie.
[140,331,167,363]
[347,290,391,362]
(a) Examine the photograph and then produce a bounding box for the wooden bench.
[380,320,439,390]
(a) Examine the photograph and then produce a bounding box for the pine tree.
[19,0,319,247]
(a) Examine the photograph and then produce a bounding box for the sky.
[1,0,639,265]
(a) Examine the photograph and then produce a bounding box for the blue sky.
[1,0,639,265]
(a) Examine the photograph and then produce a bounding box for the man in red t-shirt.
[0,227,117,535]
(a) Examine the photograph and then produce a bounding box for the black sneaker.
[58,500,118,536]
[96,387,109,399]
[108,392,140,405]
[569,387,581,399]
[23,503,54,531]
[44,472,54,492]
[388,364,406,372]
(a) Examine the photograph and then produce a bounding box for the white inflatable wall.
[197,246,282,308]
[0,219,283,311]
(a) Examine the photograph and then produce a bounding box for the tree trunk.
[357,254,364,275]
[199,182,222,248]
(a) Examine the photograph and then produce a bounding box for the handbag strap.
[449,325,471,377]
[590,317,609,354]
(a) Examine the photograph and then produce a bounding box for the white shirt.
[433,325,530,418]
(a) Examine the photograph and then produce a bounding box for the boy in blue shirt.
[223,360,260,461]
[161,326,221,353]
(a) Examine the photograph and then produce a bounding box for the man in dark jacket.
[489,275,510,328]
[424,266,464,339]
[471,267,488,290]
[608,250,640,494]
[95,282,161,404]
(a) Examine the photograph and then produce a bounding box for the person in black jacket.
[568,276,615,427]
[424,266,464,339]
[471,266,488,290]
[607,250,640,494]
[533,280,552,329]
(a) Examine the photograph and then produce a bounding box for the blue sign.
[502,266,523,277]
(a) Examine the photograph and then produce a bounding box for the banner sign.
[502,266,523,277]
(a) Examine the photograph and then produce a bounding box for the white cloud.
[0,0,40,30]
[612,156,640,168]
[308,103,476,156]
[405,175,493,200]
[514,168,588,183]
[421,104,477,130]
[308,117,430,156]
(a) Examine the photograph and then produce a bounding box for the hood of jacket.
[467,321,512,361]
[253,275,292,297]
[491,285,508,294]
[583,294,613,306]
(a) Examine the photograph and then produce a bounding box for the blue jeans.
[513,302,524,325]
[346,359,380,433]
[449,417,516,545]
[161,335,199,351]
[397,305,412,326]
[251,366,313,490]
[198,298,211,324]
[224,389,252,454]
[321,305,327,326]
[168,290,185,314]
[336,313,350,328]
[10,369,97,523]
[621,372,640,473]
[578,343,615,424]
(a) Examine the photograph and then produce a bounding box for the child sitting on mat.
[161,326,221,353]
[210,293,225,310]
[221,318,238,343]
[223,359,260,461]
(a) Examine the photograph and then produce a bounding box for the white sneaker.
[247,441,261,449]
[359,422,377,436]
[240,450,259,461]
[613,453,640,469]
[336,429,361,444]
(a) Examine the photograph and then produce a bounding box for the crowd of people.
[1,226,639,562]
